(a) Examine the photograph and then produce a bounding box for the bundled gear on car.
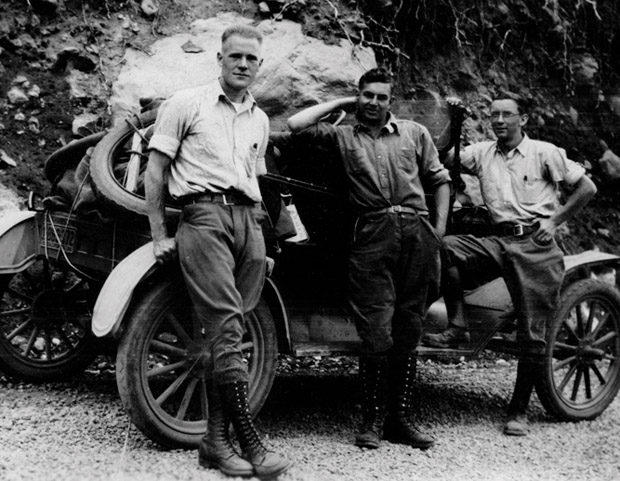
[43,137,102,215]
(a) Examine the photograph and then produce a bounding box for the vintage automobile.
[1,100,619,450]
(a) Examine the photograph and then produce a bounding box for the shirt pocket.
[398,148,416,174]
[345,146,369,174]
[517,177,546,205]
[245,139,262,176]
[192,118,228,166]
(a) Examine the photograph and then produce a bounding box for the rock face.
[0,183,23,217]
[571,52,599,88]
[598,142,620,182]
[109,13,376,130]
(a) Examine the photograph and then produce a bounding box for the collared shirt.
[296,113,451,213]
[461,134,586,225]
[148,80,269,201]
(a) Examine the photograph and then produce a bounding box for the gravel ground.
[1,357,619,481]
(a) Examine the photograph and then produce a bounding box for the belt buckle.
[222,194,234,206]
[513,224,524,236]
[391,205,402,213]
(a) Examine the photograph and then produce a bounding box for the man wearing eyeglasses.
[422,96,597,436]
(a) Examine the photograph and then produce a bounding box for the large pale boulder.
[109,13,376,130]
[0,182,23,217]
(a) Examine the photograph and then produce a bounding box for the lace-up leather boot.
[198,384,254,477]
[355,355,388,449]
[383,353,434,449]
[220,381,292,480]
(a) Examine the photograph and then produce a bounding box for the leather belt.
[182,191,256,206]
[365,205,420,215]
[494,222,537,237]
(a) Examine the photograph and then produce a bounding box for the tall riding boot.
[504,356,542,436]
[383,353,434,449]
[198,384,254,477]
[220,381,292,480]
[355,355,388,449]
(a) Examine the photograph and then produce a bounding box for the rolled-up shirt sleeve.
[548,147,585,186]
[458,144,478,176]
[294,122,339,146]
[148,95,193,159]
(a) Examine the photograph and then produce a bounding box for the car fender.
[91,242,291,345]
[262,276,291,352]
[564,249,620,275]
[92,242,158,338]
[0,211,38,275]
[458,250,620,312]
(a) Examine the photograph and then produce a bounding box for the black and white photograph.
[1,1,619,480]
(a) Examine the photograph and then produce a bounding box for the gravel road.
[1,357,619,481]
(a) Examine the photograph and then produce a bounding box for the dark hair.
[358,67,393,90]
[492,94,529,115]
[222,24,263,45]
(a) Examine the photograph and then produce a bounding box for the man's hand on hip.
[153,237,178,264]
[533,218,557,244]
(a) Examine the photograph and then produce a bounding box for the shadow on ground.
[259,364,520,437]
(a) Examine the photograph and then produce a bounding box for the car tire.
[537,279,620,421]
[89,110,181,218]
[115,276,278,449]
[0,260,100,381]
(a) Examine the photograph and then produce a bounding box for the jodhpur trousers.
[348,211,441,355]
[442,233,564,355]
[176,202,266,385]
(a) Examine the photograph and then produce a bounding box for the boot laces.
[232,384,268,457]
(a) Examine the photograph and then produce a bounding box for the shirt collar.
[354,112,400,135]
[206,79,257,112]
[513,133,531,156]
[495,133,530,157]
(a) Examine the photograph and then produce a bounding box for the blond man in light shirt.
[146,24,290,480]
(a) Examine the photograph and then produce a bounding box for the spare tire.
[89,110,181,218]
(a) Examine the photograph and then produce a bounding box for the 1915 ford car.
[1,100,619,449]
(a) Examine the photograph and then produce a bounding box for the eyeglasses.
[490,112,520,121]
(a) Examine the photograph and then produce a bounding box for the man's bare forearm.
[535,175,597,243]
[145,150,172,241]
[287,97,356,132]
[550,175,597,227]
[433,182,451,238]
